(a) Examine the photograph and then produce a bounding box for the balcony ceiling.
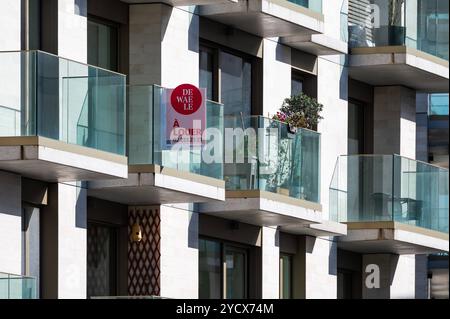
[349,46,449,93]
[88,164,225,204]
[0,136,127,182]
[199,190,323,228]
[338,222,449,255]
[120,0,234,5]
[198,0,323,38]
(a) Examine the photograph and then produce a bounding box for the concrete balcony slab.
[349,46,449,93]
[199,190,322,228]
[0,136,128,182]
[338,221,449,255]
[88,164,225,204]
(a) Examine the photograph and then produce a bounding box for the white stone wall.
[57,182,87,299]
[58,0,87,63]
[0,0,21,51]
[262,39,291,117]
[304,237,337,299]
[390,255,416,299]
[0,171,22,275]
[129,4,199,87]
[261,227,279,299]
[317,55,348,220]
[160,203,198,298]
[323,0,347,42]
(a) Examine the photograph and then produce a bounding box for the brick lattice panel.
[128,206,161,296]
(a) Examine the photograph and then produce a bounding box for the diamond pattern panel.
[128,206,161,296]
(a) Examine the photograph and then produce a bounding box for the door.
[224,246,247,299]
[87,223,118,298]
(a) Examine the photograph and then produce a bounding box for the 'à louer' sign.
[164,84,206,147]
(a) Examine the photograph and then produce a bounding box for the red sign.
[164,84,206,147]
[170,84,203,115]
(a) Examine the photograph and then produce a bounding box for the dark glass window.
[88,18,118,72]
[280,254,292,299]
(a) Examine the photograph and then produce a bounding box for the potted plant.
[273,93,324,131]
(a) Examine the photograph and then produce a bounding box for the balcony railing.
[348,0,449,61]
[330,155,449,233]
[287,0,322,14]
[0,50,126,155]
[127,85,224,180]
[0,273,36,299]
[224,115,320,203]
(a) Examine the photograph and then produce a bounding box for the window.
[88,18,119,72]
[199,43,253,118]
[199,238,249,299]
[279,254,293,299]
[348,101,365,155]
[291,76,303,96]
[199,238,222,299]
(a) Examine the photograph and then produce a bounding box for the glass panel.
[199,48,214,101]
[0,50,126,155]
[225,248,247,299]
[220,51,252,119]
[348,0,449,60]
[88,19,119,71]
[280,254,292,299]
[199,239,222,299]
[429,94,449,115]
[329,154,449,233]
[127,85,224,180]
[287,0,322,13]
[291,77,303,96]
[0,274,37,299]
[224,115,321,203]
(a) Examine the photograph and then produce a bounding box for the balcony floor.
[0,136,127,182]
[88,164,225,204]
[338,221,449,255]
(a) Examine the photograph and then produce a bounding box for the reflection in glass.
[200,48,214,101]
[199,239,222,299]
[225,248,247,299]
[220,51,252,119]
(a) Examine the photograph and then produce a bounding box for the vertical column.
[160,204,199,299]
[373,86,417,159]
[0,171,22,275]
[41,183,87,299]
[362,254,416,299]
[294,236,338,299]
[317,55,349,219]
[129,4,199,87]
[262,39,291,117]
[0,0,21,50]
[261,227,279,299]
[58,0,87,62]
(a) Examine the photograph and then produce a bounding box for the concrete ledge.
[198,0,324,38]
[281,219,347,237]
[199,190,322,227]
[282,33,348,55]
[349,46,449,92]
[338,221,449,254]
[88,164,225,204]
[0,136,128,182]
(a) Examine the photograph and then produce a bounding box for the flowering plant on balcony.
[272,93,323,131]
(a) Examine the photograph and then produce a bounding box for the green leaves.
[279,93,323,130]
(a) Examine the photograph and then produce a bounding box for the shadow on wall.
[187,208,199,250]
[74,0,87,17]
[328,239,338,276]
[75,183,87,229]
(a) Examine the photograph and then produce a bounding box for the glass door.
[224,246,247,299]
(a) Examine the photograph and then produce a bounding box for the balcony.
[0,50,128,182]
[120,0,235,6]
[198,0,324,38]
[89,85,225,204]
[330,155,449,254]
[0,273,37,299]
[200,116,346,236]
[348,0,449,92]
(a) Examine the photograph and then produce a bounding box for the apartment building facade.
[0,0,448,299]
